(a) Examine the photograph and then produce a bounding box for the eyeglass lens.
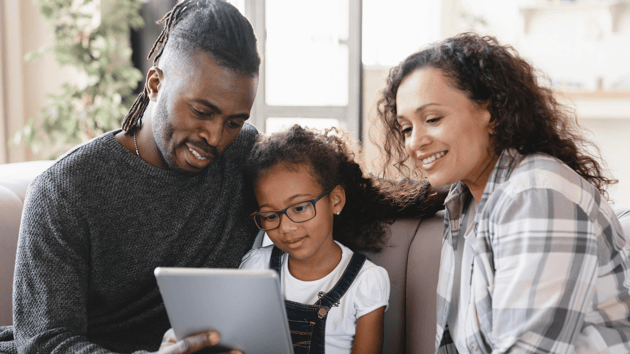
[254,201,316,231]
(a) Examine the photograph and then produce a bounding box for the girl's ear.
[330,185,346,214]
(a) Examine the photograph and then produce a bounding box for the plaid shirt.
[436,150,630,354]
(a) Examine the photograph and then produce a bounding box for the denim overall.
[270,246,367,354]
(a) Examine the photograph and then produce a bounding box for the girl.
[240,124,433,354]
[377,33,630,353]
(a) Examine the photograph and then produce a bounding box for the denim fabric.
[270,246,366,354]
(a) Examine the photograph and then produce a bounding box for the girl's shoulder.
[346,253,391,316]
[356,257,390,288]
[337,243,390,290]
[239,245,275,270]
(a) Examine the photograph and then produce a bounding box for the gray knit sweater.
[12,124,259,353]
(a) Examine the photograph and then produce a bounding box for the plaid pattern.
[436,150,630,354]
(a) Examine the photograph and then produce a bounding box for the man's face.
[149,51,258,175]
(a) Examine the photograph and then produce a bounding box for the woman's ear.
[145,66,164,102]
[330,185,346,214]
[478,101,493,133]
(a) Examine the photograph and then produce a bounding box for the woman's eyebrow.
[396,103,441,120]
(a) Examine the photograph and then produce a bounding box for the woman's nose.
[406,126,429,157]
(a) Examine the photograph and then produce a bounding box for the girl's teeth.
[422,151,446,165]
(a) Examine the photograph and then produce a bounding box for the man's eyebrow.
[396,103,441,120]
[191,99,250,119]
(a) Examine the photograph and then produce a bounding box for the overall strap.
[316,252,367,314]
[269,245,284,278]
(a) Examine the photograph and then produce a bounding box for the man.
[12,1,259,353]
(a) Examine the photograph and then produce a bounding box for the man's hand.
[157,328,243,354]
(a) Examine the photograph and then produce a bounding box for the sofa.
[1,160,629,354]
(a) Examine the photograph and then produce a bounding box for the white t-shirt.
[239,241,390,354]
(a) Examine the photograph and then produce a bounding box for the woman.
[377,33,630,353]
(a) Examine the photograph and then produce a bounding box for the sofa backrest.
[367,212,444,354]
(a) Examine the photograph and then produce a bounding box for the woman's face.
[395,67,495,198]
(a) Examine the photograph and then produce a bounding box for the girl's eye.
[262,213,278,221]
[291,205,307,213]
[290,203,312,214]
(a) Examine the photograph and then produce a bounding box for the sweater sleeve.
[13,176,150,354]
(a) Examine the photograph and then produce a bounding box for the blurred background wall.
[2,0,629,203]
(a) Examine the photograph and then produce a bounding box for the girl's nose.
[278,214,298,234]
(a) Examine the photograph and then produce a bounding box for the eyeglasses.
[251,188,334,231]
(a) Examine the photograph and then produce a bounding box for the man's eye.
[193,109,210,117]
[227,120,244,129]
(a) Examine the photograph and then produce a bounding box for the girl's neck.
[288,241,343,282]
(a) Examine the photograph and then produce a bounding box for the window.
[242,0,362,138]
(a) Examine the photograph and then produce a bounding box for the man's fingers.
[160,329,177,348]
[160,331,221,354]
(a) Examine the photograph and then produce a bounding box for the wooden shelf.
[554,90,630,119]
[557,90,630,99]
[519,0,629,34]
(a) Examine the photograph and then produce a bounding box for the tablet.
[154,267,294,354]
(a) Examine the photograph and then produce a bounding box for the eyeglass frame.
[250,187,335,231]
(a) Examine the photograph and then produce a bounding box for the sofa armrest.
[0,160,55,326]
[0,187,25,326]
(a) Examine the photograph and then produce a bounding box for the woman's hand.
[157,328,243,354]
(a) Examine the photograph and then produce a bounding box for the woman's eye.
[426,116,442,124]
[401,126,412,136]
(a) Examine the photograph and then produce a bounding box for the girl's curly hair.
[245,124,431,253]
[376,32,616,198]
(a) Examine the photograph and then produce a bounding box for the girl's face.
[254,163,345,263]
[395,67,495,199]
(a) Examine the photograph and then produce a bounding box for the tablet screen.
[155,267,294,354]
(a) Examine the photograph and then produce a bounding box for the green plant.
[14,0,145,158]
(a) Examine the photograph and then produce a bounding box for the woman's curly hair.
[245,124,431,253]
[376,32,616,198]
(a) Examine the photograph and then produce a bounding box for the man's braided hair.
[122,0,260,135]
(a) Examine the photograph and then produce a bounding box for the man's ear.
[330,185,346,214]
[145,66,164,102]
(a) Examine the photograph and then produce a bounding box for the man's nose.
[199,120,223,147]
